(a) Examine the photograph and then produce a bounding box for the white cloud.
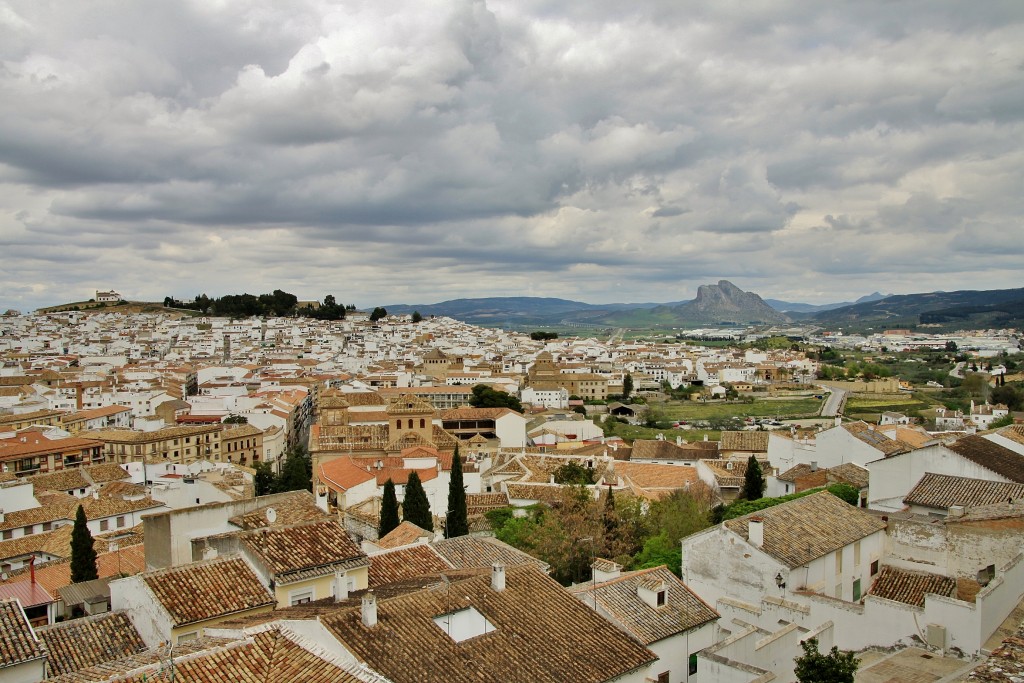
[1,0,1022,311]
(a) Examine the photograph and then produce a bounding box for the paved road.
[820,387,847,417]
[950,361,966,379]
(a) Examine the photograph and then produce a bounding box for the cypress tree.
[445,445,468,538]
[742,454,765,501]
[70,505,98,583]
[379,479,400,538]
[403,471,433,531]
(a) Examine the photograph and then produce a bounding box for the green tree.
[222,414,248,424]
[742,455,765,501]
[992,384,1023,411]
[70,505,98,583]
[370,307,388,322]
[553,461,594,485]
[402,471,433,531]
[411,310,423,323]
[254,461,275,496]
[634,534,682,576]
[468,384,523,412]
[622,373,634,400]
[379,479,400,538]
[278,445,312,492]
[793,637,858,683]
[445,445,468,538]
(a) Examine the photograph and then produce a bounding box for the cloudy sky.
[1,0,1022,312]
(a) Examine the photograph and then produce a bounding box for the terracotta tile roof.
[323,563,657,683]
[432,536,549,572]
[719,431,769,452]
[828,462,870,489]
[141,557,275,626]
[376,521,433,550]
[947,435,1024,483]
[0,598,45,668]
[318,456,376,492]
[441,407,517,420]
[84,463,130,484]
[904,473,1024,510]
[504,482,567,503]
[1,545,146,596]
[367,544,452,588]
[37,611,146,676]
[100,628,375,683]
[240,519,368,583]
[631,439,719,461]
[867,565,956,607]
[777,463,815,483]
[0,433,104,460]
[995,424,1024,446]
[843,421,914,456]
[0,496,160,533]
[465,492,510,516]
[27,468,90,492]
[613,461,698,491]
[42,636,236,683]
[229,491,327,530]
[725,491,886,568]
[569,565,718,644]
[0,524,76,562]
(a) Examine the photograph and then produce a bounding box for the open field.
[657,397,823,421]
[844,392,941,421]
[603,422,722,443]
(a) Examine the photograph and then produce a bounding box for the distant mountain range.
[764,292,889,314]
[384,283,1024,331]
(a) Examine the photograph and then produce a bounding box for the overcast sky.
[1,1,1022,312]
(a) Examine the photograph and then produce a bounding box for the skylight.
[433,606,496,643]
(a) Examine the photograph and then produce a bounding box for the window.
[99,520,109,531]
[420,419,425,428]
[656,590,666,607]
[870,560,879,576]
[117,516,125,528]
[854,541,861,567]
[689,654,698,675]
[1,530,11,540]
[835,550,842,575]
[656,672,669,683]
[290,590,313,606]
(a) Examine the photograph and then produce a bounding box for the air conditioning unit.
[926,623,946,649]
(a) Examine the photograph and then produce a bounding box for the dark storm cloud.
[1,0,1022,310]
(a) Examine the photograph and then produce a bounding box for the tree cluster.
[486,482,717,584]
[300,294,349,320]
[369,307,388,322]
[529,331,559,340]
[254,445,312,496]
[793,637,858,683]
[468,384,523,412]
[164,289,299,317]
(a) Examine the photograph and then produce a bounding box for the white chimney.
[0,509,4,524]
[491,562,506,592]
[334,570,349,602]
[676,435,682,446]
[361,591,377,627]
[748,517,764,548]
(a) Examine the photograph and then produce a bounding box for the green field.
[657,397,823,421]
[844,392,941,421]
[604,422,722,443]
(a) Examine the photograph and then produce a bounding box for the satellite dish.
[265,508,277,524]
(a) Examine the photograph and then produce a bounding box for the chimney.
[0,509,4,524]
[334,570,349,602]
[361,592,377,627]
[676,435,682,446]
[491,562,506,592]
[810,461,818,472]
[748,517,764,548]
[834,415,841,427]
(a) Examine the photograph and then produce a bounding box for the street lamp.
[775,572,786,590]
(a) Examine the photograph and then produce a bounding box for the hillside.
[813,287,1024,330]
